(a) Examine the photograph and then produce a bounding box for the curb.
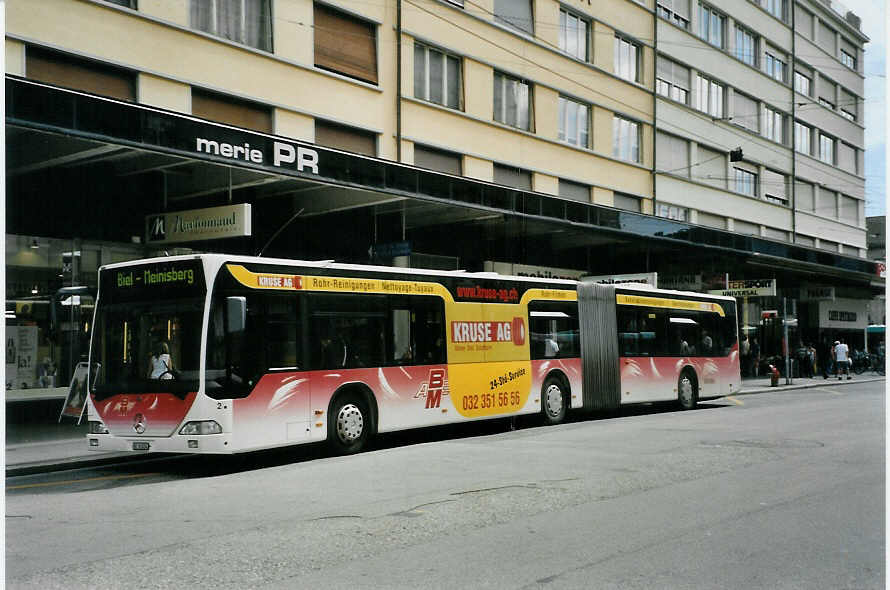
[6,452,140,478]
[736,375,884,396]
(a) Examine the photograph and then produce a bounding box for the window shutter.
[493,164,532,190]
[817,77,836,103]
[762,169,786,201]
[818,21,836,54]
[314,4,378,84]
[26,47,135,101]
[795,180,814,211]
[837,142,856,173]
[558,179,590,202]
[315,120,377,157]
[192,89,272,133]
[414,145,461,175]
[732,93,758,131]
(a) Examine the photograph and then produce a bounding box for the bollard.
[769,364,780,387]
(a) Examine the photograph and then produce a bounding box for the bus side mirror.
[226,297,247,334]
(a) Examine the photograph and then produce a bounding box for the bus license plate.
[132,441,150,451]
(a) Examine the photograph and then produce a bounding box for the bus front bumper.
[87,433,233,454]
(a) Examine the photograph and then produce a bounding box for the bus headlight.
[179,421,223,435]
[88,421,109,434]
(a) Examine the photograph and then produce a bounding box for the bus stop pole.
[783,297,791,384]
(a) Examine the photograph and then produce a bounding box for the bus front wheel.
[329,393,371,454]
[678,370,698,410]
[541,377,567,425]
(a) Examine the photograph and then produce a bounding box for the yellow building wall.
[276,110,315,142]
[464,155,494,182]
[138,73,190,112]
[5,39,25,75]
[274,0,313,65]
[137,0,187,26]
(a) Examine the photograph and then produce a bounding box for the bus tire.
[678,369,698,410]
[328,392,371,455]
[541,376,567,425]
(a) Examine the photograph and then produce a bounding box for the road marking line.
[7,472,159,491]
[725,396,744,406]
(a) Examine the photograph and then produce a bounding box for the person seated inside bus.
[320,333,349,369]
[701,330,713,354]
[148,342,174,379]
[544,337,559,358]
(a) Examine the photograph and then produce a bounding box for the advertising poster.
[5,324,17,389]
[59,362,90,422]
[17,325,39,389]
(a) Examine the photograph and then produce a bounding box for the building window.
[493,71,531,131]
[820,134,835,164]
[414,145,461,175]
[698,4,725,48]
[696,75,724,118]
[763,106,784,143]
[764,0,785,20]
[840,49,856,70]
[559,179,590,202]
[613,116,641,163]
[559,9,588,61]
[315,120,377,157]
[314,3,378,84]
[656,203,689,221]
[614,36,640,83]
[840,109,856,122]
[191,88,272,133]
[794,122,811,155]
[794,71,811,96]
[613,192,641,212]
[764,52,786,82]
[656,57,690,104]
[494,0,533,35]
[493,163,532,190]
[732,92,758,132]
[735,25,757,66]
[734,167,757,196]
[25,46,137,101]
[819,97,835,110]
[657,0,690,29]
[558,96,590,148]
[190,0,272,51]
[414,43,461,110]
[762,169,787,204]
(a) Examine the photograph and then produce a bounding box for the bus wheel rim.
[337,404,364,442]
[545,384,563,417]
[679,376,693,405]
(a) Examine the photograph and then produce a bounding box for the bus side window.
[389,296,445,366]
[617,307,638,356]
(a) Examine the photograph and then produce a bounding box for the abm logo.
[414,369,449,409]
[148,216,166,241]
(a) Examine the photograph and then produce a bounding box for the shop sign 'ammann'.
[146,203,252,244]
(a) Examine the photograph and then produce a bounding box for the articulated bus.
[85,255,740,454]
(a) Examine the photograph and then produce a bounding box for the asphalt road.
[6,381,885,589]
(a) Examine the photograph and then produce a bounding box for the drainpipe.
[652,9,658,218]
[790,3,797,242]
[396,0,402,162]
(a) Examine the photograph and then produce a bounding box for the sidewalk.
[5,375,884,477]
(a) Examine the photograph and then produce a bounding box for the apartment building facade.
[4,0,880,392]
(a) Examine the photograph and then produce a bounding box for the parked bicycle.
[851,350,870,375]
[868,353,885,376]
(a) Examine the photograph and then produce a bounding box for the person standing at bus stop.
[834,339,851,380]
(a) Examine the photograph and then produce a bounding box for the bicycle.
[868,353,886,376]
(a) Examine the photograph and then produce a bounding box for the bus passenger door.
[618,308,676,403]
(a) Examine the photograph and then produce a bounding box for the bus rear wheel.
[329,393,371,455]
[541,377,567,425]
[678,370,698,410]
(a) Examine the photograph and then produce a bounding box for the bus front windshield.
[90,300,204,399]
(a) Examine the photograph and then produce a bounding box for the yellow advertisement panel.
[448,360,533,418]
[616,293,725,317]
